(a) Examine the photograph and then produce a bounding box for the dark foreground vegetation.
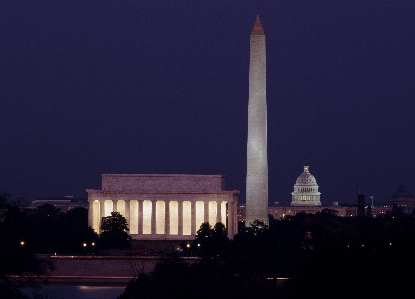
[2,191,415,298]
[0,193,97,298]
[119,208,415,299]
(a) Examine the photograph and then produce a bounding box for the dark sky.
[1,1,415,206]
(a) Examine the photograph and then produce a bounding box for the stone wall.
[49,257,158,277]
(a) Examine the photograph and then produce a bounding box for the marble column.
[88,200,93,228]
[112,200,117,213]
[178,201,183,235]
[165,201,170,236]
[99,200,105,234]
[204,201,209,223]
[125,200,130,230]
[100,200,105,219]
[151,200,157,235]
[138,200,143,235]
[216,201,222,224]
[228,201,234,238]
[230,202,238,239]
[191,201,196,235]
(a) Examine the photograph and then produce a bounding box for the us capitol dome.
[291,159,322,206]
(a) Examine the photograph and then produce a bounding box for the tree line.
[2,191,415,298]
[119,208,415,299]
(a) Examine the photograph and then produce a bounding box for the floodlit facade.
[291,160,322,206]
[246,15,269,225]
[87,174,239,240]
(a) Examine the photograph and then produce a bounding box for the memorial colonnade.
[87,174,239,240]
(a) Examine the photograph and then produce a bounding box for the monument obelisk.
[246,15,268,225]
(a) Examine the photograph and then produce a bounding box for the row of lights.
[347,243,393,248]
[20,240,97,248]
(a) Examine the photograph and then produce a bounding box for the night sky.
[1,1,415,206]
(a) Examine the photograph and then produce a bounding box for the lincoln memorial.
[87,174,239,240]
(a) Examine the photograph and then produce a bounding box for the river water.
[22,285,126,299]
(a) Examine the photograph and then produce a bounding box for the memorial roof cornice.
[101,174,225,178]
[86,189,240,195]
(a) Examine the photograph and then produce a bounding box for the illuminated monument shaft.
[246,15,268,225]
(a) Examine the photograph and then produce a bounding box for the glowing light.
[142,200,152,234]
[102,200,111,216]
[93,201,100,233]
[183,201,191,235]
[129,200,138,234]
[195,201,204,231]
[170,201,179,235]
[221,201,227,224]
[209,201,217,225]
[117,200,126,217]
[156,201,165,234]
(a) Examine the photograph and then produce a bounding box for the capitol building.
[237,160,391,223]
[291,160,321,206]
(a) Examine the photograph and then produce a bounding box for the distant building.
[30,196,88,212]
[388,183,415,214]
[238,202,390,223]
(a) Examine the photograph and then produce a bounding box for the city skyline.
[1,2,415,205]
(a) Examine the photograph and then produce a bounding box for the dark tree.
[117,258,280,299]
[196,222,213,238]
[194,222,229,257]
[100,212,132,249]
[0,196,54,298]
[26,204,63,253]
[0,192,10,208]
[118,211,415,298]
[59,207,99,253]
[213,222,227,237]
[245,219,268,236]
[194,222,213,256]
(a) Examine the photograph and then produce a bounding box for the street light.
[187,244,190,259]
[82,242,87,255]
[20,240,25,251]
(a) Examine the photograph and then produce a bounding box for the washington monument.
[246,15,268,225]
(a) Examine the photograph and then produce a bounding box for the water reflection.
[23,285,125,299]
